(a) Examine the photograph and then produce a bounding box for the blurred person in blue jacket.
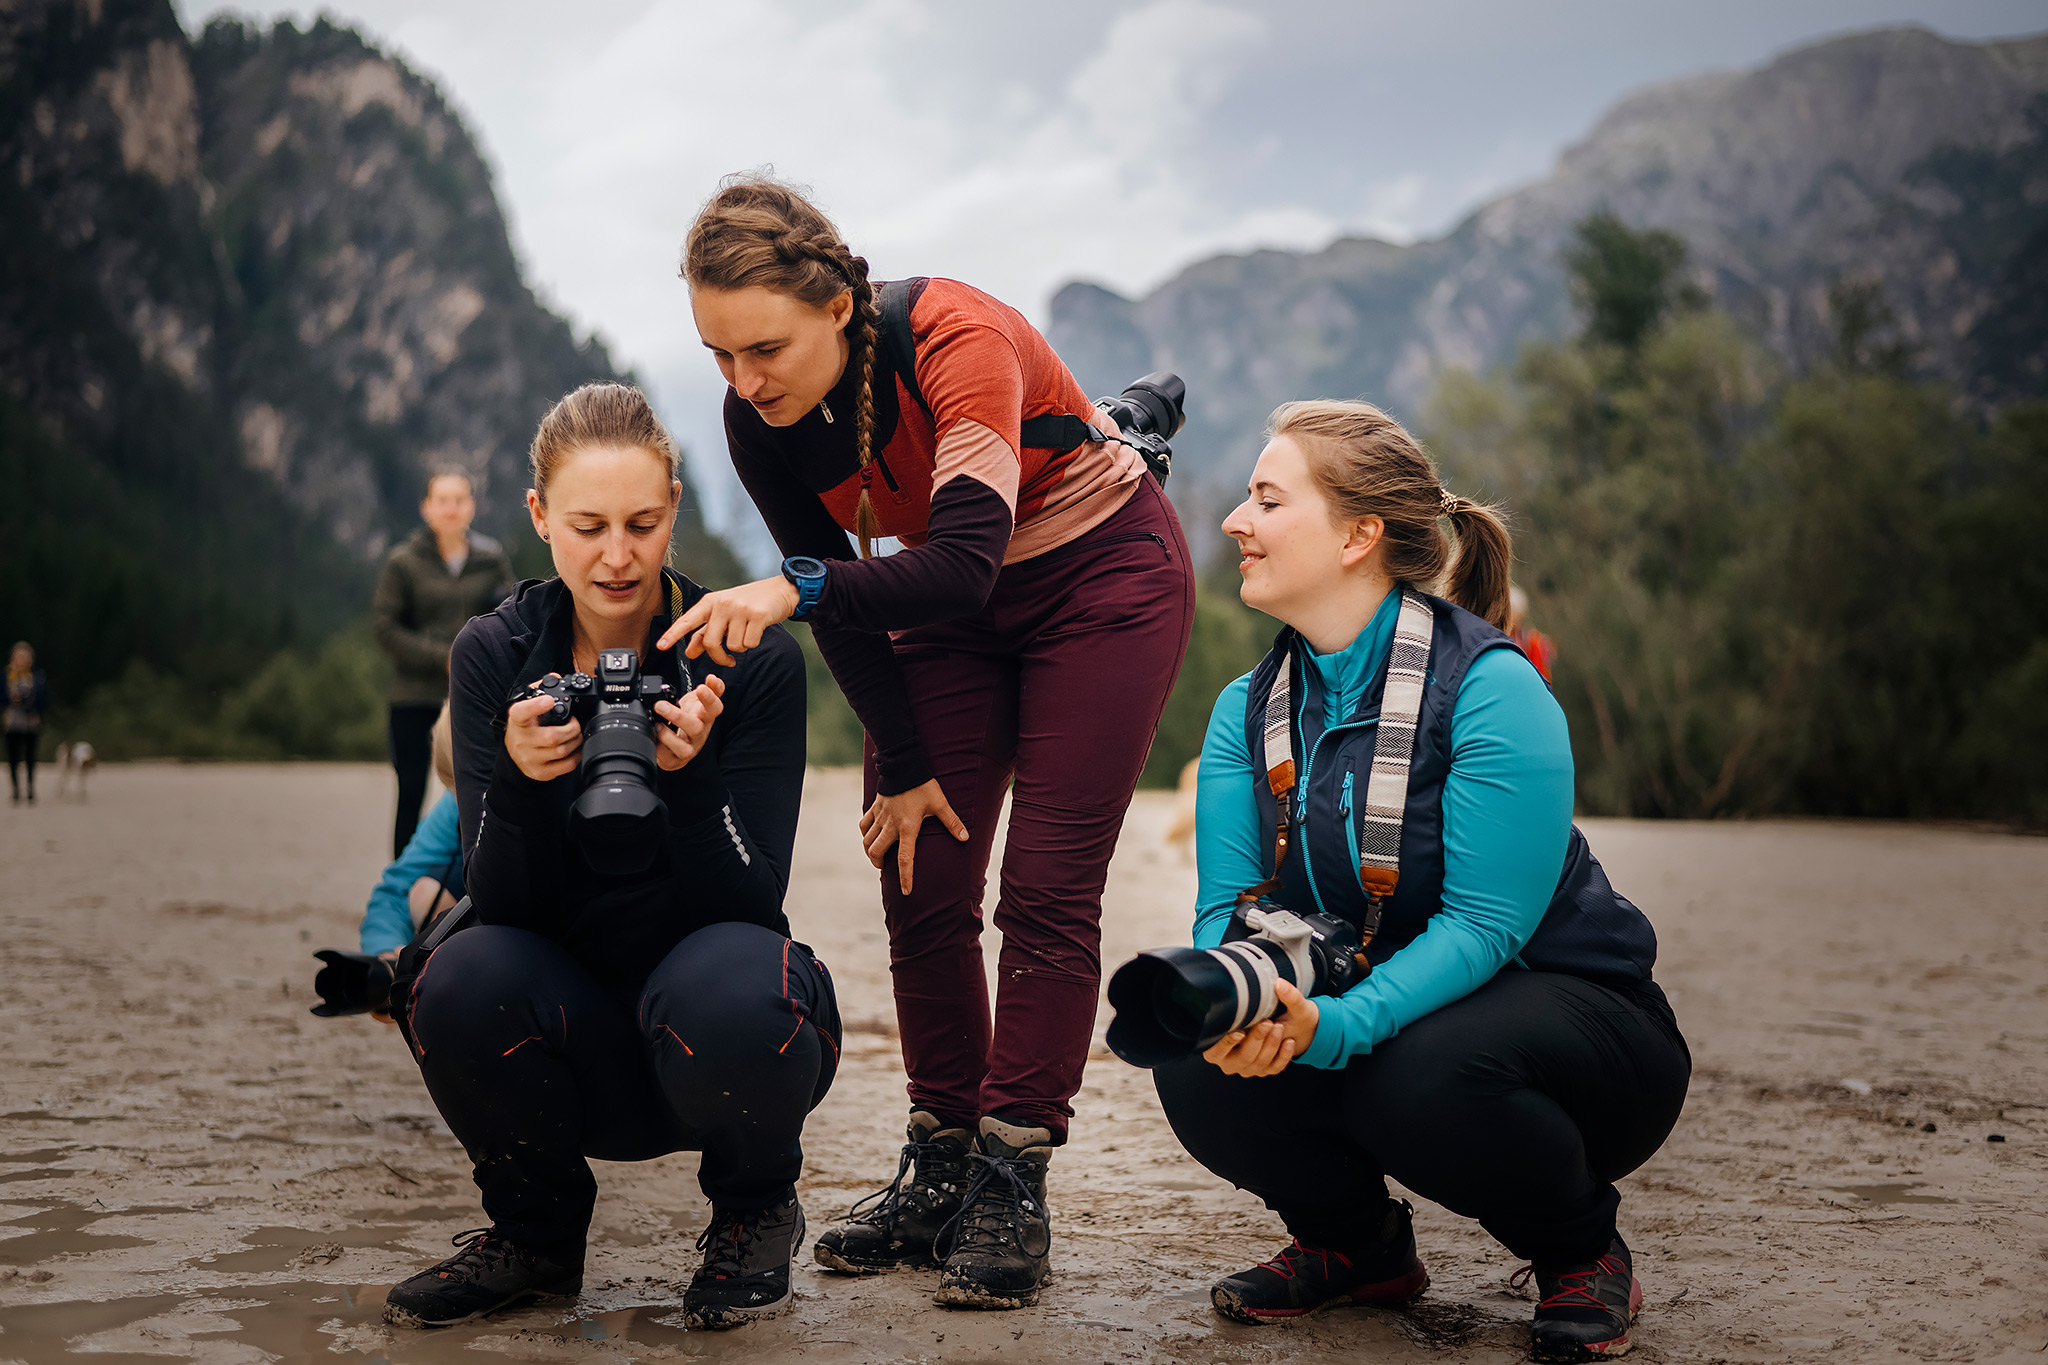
[360,704,463,960]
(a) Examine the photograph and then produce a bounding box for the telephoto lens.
[1104,902,1369,1067]
[1095,371,1187,481]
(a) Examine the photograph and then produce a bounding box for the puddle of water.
[1,1114,107,1127]
[0,1167,75,1185]
[1825,1182,1956,1205]
[0,1149,75,1166]
[200,1224,423,1273]
[0,1292,186,1365]
[0,1203,156,1265]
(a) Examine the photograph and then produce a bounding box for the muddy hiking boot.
[683,1194,806,1330]
[815,1111,973,1274]
[1210,1198,1429,1324]
[1515,1236,1642,1361]
[383,1227,582,1328]
[934,1116,1055,1309]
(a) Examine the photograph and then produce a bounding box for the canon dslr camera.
[1104,900,1370,1067]
[1096,372,1187,481]
[525,647,682,876]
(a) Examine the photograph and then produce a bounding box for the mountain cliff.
[1049,26,2048,508]
[0,0,734,705]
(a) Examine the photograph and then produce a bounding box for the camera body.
[1104,899,1369,1068]
[524,648,686,876]
[1095,372,1187,481]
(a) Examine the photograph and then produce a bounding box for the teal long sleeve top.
[1192,591,1575,1069]
[360,791,464,954]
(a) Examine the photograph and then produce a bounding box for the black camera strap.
[1245,588,1435,959]
[876,278,1118,458]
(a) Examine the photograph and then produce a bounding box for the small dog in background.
[55,741,96,801]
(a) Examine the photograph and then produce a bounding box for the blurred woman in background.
[6,641,47,805]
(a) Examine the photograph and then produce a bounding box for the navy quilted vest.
[1242,593,1657,982]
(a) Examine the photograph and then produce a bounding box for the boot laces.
[1256,1238,1350,1280]
[695,1208,768,1280]
[1510,1254,1628,1311]
[938,1151,1050,1261]
[845,1133,958,1231]
[433,1227,520,1283]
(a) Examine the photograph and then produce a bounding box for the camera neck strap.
[1244,588,1435,949]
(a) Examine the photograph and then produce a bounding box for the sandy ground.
[0,762,2044,1365]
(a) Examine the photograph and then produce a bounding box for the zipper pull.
[819,399,834,424]
[1340,771,1354,817]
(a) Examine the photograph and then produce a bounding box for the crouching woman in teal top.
[1152,401,1689,1363]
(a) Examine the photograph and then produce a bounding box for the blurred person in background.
[6,641,47,805]
[361,704,463,966]
[373,468,514,856]
[1508,584,1557,684]
[384,383,833,1334]
[676,174,1194,1310]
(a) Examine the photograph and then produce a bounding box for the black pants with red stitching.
[407,921,839,1263]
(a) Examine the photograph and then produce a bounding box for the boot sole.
[681,1284,793,1331]
[1212,1261,1430,1325]
[383,1283,581,1330]
[933,1277,1042,1309]
[814,1243,939,1275]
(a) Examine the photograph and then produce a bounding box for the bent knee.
[640,922,804,1041]
[411,925,560,1019]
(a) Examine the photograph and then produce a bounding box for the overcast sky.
[176,0,2046,540]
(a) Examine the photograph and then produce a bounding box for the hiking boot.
[814,1110,973,1273]
[682,1195,805,1330]
[1210,1198,1429,1324]
[1516,1236,1643,1361]
[933,1116,1053,1309]
[383,1227,582,1328]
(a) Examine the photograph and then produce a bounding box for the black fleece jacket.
[447,570,806,990]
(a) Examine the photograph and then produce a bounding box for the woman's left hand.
[658,577,801,666]
[653,674,726,771]
[1202,980,1320,1077]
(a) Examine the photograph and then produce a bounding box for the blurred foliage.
[54,624,389,761]
[1426,214,2048,823]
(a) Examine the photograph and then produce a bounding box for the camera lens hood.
[309,949,395,1017]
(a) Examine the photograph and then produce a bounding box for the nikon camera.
[1104,901,1370,1068]
[1095,372,1186,482]
[525,647,682,876]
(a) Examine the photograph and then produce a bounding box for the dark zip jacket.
[446,569,806,990]
[373,527,516,705]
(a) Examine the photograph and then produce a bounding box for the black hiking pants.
[406,921,840,1263]
[1154,969,1689,1267]
[388,703,440,856]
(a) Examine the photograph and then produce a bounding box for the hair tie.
[1439,487,1459,516]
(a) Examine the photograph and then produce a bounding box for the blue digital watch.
[781,555,829,621]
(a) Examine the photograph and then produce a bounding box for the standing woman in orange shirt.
[667,175,1194,1308]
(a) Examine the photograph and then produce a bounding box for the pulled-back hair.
[1269,400,1514,630]
[682,171,885,556]
[529,382,680,506]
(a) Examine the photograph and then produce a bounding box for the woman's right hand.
[503,694,583,781]
[860,778,970,895]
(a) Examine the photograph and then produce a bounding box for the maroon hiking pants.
[864,476,1194,1140]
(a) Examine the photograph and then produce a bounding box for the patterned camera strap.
[1245,588,1435,956]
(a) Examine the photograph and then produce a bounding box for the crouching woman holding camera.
[384,383,837,1333]
[1152,402,1688,1362]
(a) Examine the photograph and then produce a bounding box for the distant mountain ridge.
[1049,25,2048,507]
[0,0,734,700]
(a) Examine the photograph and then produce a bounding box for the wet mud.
[1,764,2044,1363]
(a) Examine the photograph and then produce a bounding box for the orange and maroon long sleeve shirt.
[725,277,1145,793]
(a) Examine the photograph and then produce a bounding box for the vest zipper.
[1295,715,1377,923]
[1340,770,1360,878]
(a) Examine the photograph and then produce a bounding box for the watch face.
[788,556,827,579]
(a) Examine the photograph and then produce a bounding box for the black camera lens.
[309,950,395,1017]
[569,704,669,875]
[1104,939,1295,1068]
[1113,372,1187,440]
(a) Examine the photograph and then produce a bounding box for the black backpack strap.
[879,277,1108,455]
[876,278,932,421]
